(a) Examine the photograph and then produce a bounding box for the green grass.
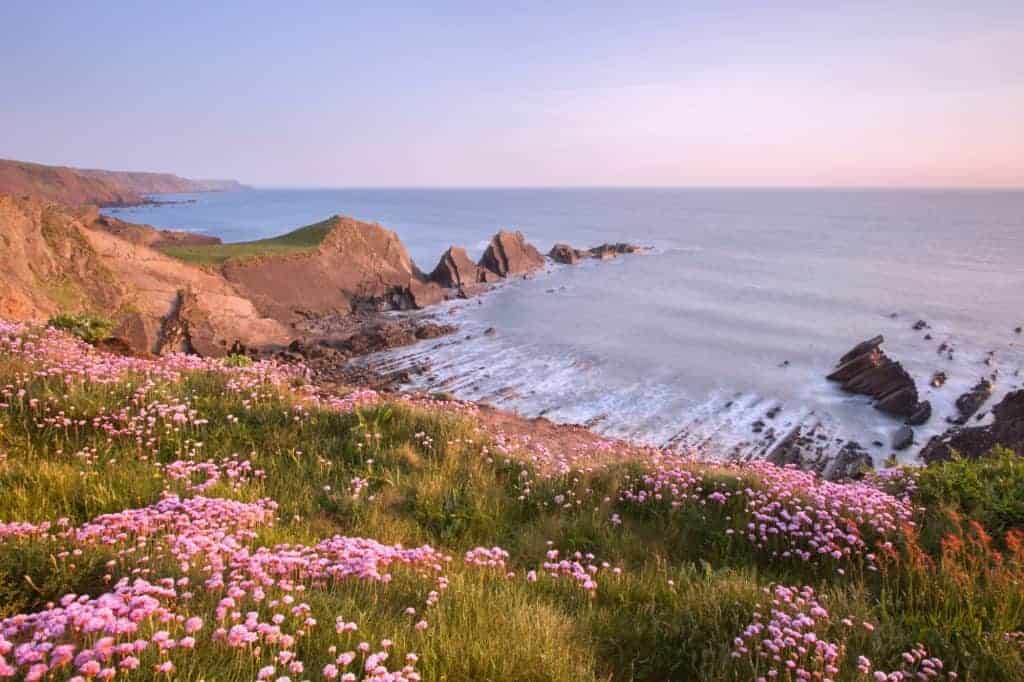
[1,346,1024,680]
[158,216,337,265]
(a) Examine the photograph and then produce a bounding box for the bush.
[915,447,1024,537]
[46,312,114,344]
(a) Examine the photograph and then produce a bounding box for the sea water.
[107,188,1024,464]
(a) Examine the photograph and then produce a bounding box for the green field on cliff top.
[158,217,334,265]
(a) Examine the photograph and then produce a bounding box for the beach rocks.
[906,401,932,426]
[548,241,646,265]
[830,441,873,480]
[827,335,930,423]
[892,425,914,450]
[952,378,993,424]
[921,389,1024,463]
[549,243,583,264]
[478,230,545,277]
[762,424,871,481]
[588,242,645,259]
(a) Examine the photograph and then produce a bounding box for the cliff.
[0,190,554,357]
[0,158,246,207]
[0,194,288,355]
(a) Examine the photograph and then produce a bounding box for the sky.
[1,1,1022,188]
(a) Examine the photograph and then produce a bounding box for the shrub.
[915,447,1024,537]
[46,312,114,344]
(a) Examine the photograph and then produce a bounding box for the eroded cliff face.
[220,216,447,322]
[0,194,120,320]
[0,194,289,355]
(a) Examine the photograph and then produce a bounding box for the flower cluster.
[620,462,915,569]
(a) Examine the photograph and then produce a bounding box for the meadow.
[157,219,335,266]
[1,321,1022,681]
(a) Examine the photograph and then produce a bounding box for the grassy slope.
[158,218,336,265]
[1,329,1023,680]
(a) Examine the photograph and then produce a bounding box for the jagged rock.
[921,389,1024,463]
[478,230,544,277]
[827,335,928,422]
[953,379,993,424]
[875,385,919,416]
[430,246,492,289]
[892,425,914,450]
[912,320,929,330]
[906,401,932,426]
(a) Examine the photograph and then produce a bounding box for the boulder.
[906,401,932,426]
[892,425,914,450]
[953,379,993,424]
[549,243,583,265]
[478,230,544,277]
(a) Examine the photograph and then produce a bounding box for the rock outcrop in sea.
[826,335,931,425]
[479,230,545,277]
[548,242,646,264]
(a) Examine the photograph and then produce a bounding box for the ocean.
[106,188,1024,465]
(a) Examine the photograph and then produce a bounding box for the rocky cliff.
[0,191,559,359]
[0,158,245,207]
[220,216,447,322]
[0,194,288,355]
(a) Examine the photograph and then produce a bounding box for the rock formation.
[479,230,545,277]
[827,335,931,424]
[220,216,447,322]
[429,246,498,295]
[549,243,583,265]
[952,379,993,424]
[0,194,289,355]
[548,242,646,265]
[588,243,646,260]
[921,389,1024,463]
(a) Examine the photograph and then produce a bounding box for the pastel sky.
[1,1,1022,187]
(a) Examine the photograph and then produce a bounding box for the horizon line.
[244,184,1024,192]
